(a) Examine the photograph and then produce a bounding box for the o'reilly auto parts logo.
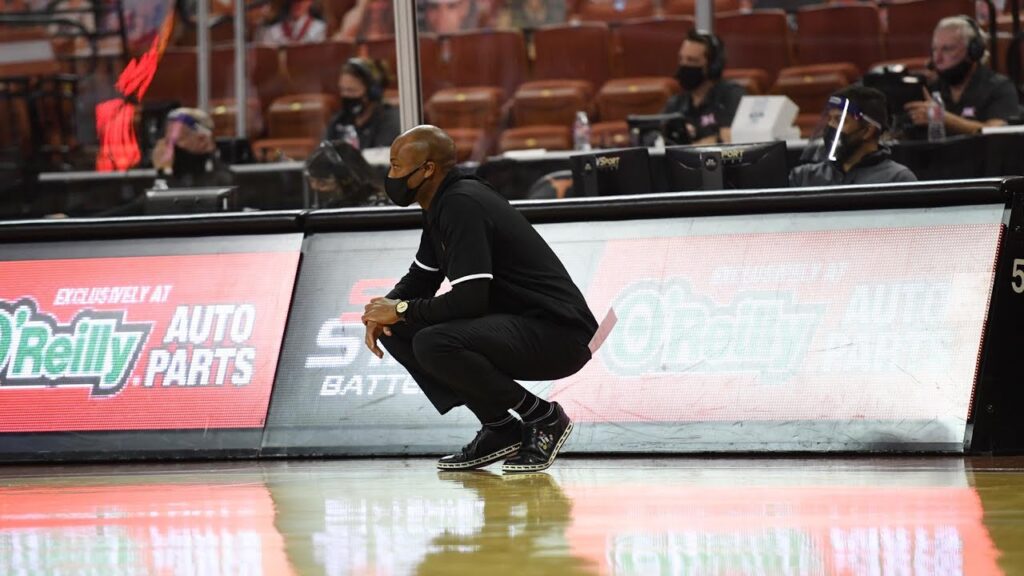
[0,298,150,396]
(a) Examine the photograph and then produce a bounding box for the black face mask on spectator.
[172,146,210,175]
[938,57,972,86]
[341,97,367,121]
[675,65,706,91]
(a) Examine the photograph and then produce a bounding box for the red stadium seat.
[532,22,611,92]
[595,77,678,121]
[149,48,197,106]
[573,0,656,23]
[499,125,573,152]
[283,41,355,95]
[613,16,695,78]
[425,86,504,130]
[252,137,319,161]
[589,120,630,148]
[266,93,339,139]
[662,0,740,16]
[209,97,264,138]
[715,10,792,87]
[885,0,974,60]
[794,4,884,74]
[446,30,528,99]
[722,68,771,95]
[771,68,847,136]
[513,80,593,127]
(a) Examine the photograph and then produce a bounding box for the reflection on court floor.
[0,458,1014,575]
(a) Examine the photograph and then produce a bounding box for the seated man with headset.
[326,57,402,149]
[661,29,746,145]
[904,15,1019,135]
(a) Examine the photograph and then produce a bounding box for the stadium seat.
[573,0,656,22]
[613,16,695,78]
[794,4,884,74]
[266,93,339,139]
[589,120,631,148]
[446,30,528,99]
[416,34,444,101]
[531,22,611,92]
[885,0,974,60]
[715,10,792,87]
[425,86,504,130]
[445,127,489,162]
[722,68,771,95]
[662,0,740,16]
[596,77,678,121]
[252,137,319,161]
[283,41,355,95]
[209,97,264,138]
[770,69,848,136]
[148,48,197,107]
[513,80,593,127]
[499,125,573,152]
[777,62,860,84]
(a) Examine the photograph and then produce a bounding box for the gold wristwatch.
[396,300,409,321]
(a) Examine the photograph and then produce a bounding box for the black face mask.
[938,57,973,86]
[675,65,706,91]
[384,163,427,207]
[172,146,210,176]
[825,126,867,165]
[340,97,366,121]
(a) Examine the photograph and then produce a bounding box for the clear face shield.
[811,96,884,163]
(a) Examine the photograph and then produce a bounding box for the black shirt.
[326,103,402,149]
[387,171,598,339]
[789,147,917,187]
[934,66,1019,123]
[662,80,746,141]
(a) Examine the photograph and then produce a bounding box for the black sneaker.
[437,424,522,470]
[502,402,573,474]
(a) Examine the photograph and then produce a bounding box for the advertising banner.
[266,205,1003,454]
[0,236,301,447]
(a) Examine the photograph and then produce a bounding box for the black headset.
[344,57,384,102]
[961,15,986,62]
[690,29,725,80]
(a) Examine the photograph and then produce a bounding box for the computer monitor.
[626,112,690,147]
[863,66,929,122]
[144,186,237,215]
[569,147,652,197]
[664,141,788,192]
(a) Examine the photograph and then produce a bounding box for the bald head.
[392,124,457,170]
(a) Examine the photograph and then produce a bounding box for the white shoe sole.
[501,421,574,474]
[437,442,521,470]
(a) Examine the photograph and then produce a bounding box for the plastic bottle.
[573,110,592,151]
[927,91,946,142]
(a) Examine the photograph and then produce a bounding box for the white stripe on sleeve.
[414,258,440,272]
[450,273,494,285]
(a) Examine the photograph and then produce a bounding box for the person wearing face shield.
[661,29,746,145]
[151,107,234,188]
[360,125,598,474]
[790,86,917,187]
[903,16,1019,136]
[325,58,401,149]
[304,140,389,208]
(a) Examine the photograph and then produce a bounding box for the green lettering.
[70,321,89,372]
[44,335,73,375]
[0,310,13,370]
[104,333,139,385]
[12,324,48,376]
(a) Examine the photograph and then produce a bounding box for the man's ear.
[198,132,215,153]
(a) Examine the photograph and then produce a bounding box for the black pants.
[379,314,592,423]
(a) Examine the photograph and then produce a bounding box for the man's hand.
[363,320,392,359]
[904,87,935,127]
[362,296,401,326]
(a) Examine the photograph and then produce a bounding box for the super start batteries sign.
[0,248,299,433]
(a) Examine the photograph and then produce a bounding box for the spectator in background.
[790,86,917,187]
[246,0,275,42]
[260,0,325,45]
[904,16,1018,135]
[333,0,392,41]
[662,29,745,145]
[496,0,565,29]
[419,0,477,34]
[305,140,389,207]
[151,107,234,187]
[325,57,401,149]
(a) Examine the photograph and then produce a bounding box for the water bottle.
[573,110,592,151]
[343,124,361,150]
[927,91,946,142]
